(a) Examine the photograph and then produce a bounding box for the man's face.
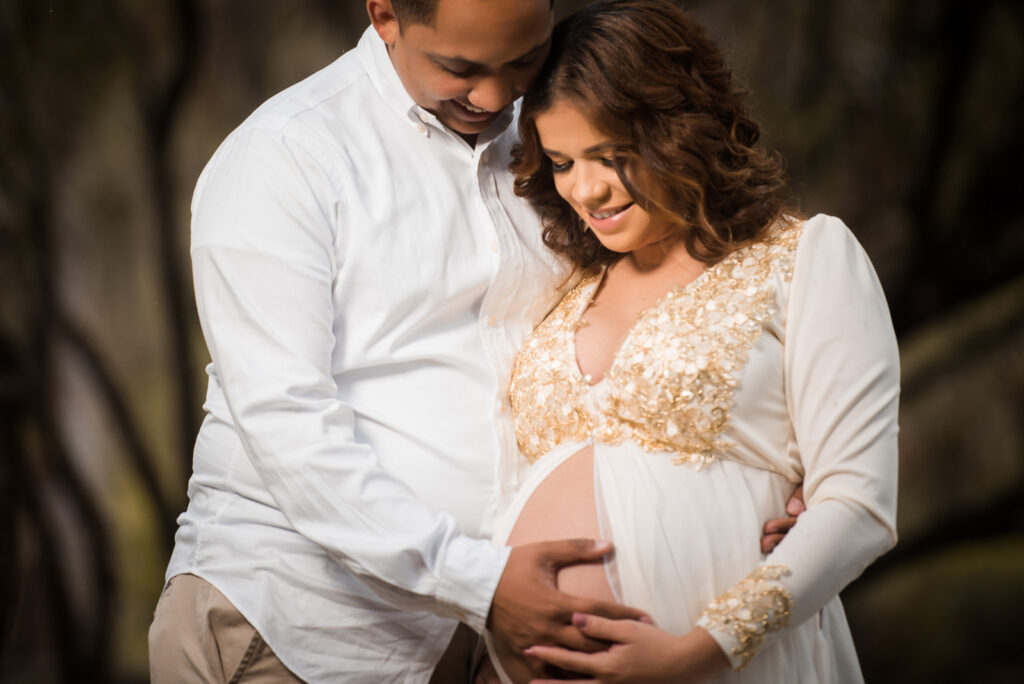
[371,0,554,136]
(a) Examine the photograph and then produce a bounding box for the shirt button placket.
[414,110,430,135]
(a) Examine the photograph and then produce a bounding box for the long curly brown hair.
[511,0,794,268]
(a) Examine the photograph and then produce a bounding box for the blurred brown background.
[2,0,1022,682]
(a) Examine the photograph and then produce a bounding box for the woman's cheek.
[554,176,574,205]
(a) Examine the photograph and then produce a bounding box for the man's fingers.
[571,595,650,624]
[539,538,613,568]
[524,644,601,677]
[787,485,806,515]
[760,533,785,554]
[762,516,797,535]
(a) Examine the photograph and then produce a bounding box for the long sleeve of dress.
[190,127,508,631]
[697,215,900,668]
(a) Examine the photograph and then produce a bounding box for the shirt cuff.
[436,535,512,633]
[695,565,794,670]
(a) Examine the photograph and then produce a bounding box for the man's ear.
[367,0,400,46]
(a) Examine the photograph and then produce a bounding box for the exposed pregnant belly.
[492,444,616,683]
[506,444,616,601]
[488,440,796,682]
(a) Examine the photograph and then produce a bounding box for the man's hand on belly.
[487,539,650,655]
[761,485,806,553]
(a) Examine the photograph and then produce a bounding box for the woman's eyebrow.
[541,142,615,157]
[583,142,617,154]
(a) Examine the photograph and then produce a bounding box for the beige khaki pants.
[148,574,303,683]
[149,573,478,683]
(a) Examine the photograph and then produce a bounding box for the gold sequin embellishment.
[697,565,793,668]
[509,223,802,465]
[509,271,602,460]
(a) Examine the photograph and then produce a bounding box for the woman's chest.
[510,227,802,467]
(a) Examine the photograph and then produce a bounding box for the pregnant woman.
[482,1,900,682]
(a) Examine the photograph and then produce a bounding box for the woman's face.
[533,100,669,254]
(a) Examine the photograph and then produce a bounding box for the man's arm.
[191,126,645,643]
[192,126,508,627]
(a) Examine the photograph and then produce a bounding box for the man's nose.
[467,77,515,113]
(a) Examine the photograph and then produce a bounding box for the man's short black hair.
[391,0,440,27]
[392,0,554,28]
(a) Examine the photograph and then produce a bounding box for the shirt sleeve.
[189,126,509,631]
[696,215,900,668]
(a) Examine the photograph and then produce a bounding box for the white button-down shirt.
[167,27,569,683]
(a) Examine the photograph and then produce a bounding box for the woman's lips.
[586,202,634,232]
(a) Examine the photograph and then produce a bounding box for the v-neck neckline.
[570,260,716,389]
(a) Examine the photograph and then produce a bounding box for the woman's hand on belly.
[523,614,729,683]
[488,539,649,655]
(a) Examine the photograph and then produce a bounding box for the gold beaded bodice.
[509,223,803,467]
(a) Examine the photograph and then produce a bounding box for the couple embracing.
[149,1,899,682]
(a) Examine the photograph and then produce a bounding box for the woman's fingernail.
[572,612,588,628]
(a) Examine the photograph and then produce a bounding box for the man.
[149,1,802,681]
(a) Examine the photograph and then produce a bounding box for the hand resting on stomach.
[489,444,618,683]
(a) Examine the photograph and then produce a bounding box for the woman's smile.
[536,100,668,254]
[585,202,635,232]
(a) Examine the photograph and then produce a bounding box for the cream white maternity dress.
[487,215,899,683]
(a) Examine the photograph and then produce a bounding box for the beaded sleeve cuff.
[696,565,793,669]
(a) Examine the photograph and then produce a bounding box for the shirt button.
[490,241,499,253]
[415,123,427,135]
[487,315,496,327]
[417,111,430,123]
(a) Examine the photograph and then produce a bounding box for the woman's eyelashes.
[548,157,619,173]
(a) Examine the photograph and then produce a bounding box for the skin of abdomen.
[494,444,617,682]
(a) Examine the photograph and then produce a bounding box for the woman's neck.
[622,237,704,284]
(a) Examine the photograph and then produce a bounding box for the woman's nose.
[571,165,610,207]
